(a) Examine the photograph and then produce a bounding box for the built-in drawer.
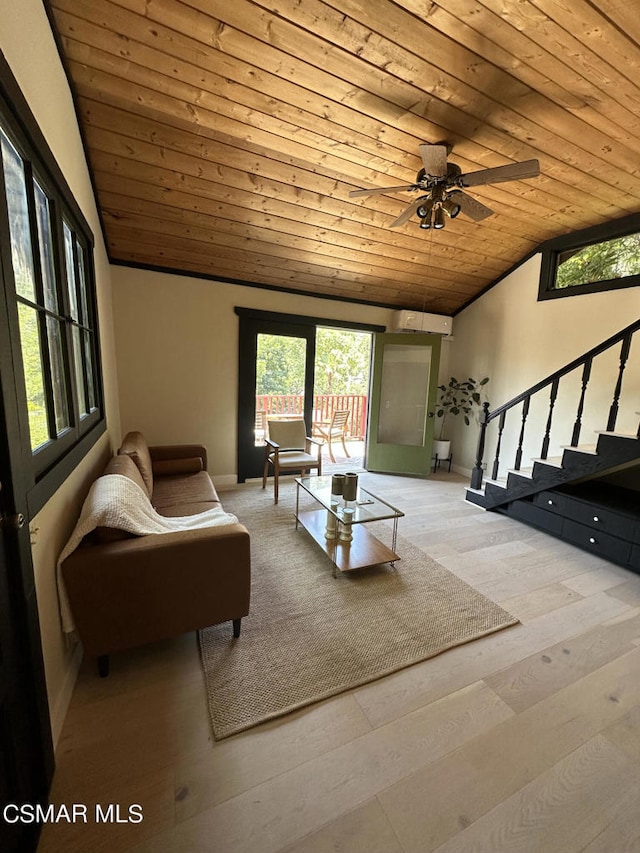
[561,496,635,539]
[532,490,567,515]
[507,499,564,534]
[562,519,632,565]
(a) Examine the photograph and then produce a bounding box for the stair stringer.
[465,432,640,510]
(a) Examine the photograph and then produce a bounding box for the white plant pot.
[433,439,451,460]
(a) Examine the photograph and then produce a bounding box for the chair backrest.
[331,409,350,431]
[267,418,308,450]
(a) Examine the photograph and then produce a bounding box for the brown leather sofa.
[61,431,251,675]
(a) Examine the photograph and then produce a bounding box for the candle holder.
[343,472,358,502]
[325,501,339,539]
[339,507,354,542]
[331,473,345,499]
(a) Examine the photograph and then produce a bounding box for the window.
[0,64,104,511]
[539,213,640,301]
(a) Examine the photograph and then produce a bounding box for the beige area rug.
[199,483,518,740]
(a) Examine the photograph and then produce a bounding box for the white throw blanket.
[57,474,239,633]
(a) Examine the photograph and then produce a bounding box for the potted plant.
[434,375,490,461]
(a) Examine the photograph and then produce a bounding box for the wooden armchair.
[262,418,322,503]
[314,409,351,463]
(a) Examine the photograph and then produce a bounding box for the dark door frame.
[237,314,316,482]
[0,251,54,853]
[235,308,384,483]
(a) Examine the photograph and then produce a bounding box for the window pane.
[83,330,95,411]
[72,325,87,416]
[34,179,58,311]
[77,241,89,325]
[17,303,49,450]
[46,315,69,434]
[556,232,640,289]
[377,344,431,446]
[1,130,37,302]
[63,221,78,320]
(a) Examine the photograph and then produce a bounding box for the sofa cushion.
[90,526,137,544]
[76,456,146,544]
[118,431,153,498]
[157,500,221,518]
[103,453,148,495]
[152,471,219,508]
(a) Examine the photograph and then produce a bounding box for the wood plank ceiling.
[46,0,640,314]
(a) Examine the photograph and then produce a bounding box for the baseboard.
[452,464,472,478]
[211,474,239,488]
[50,640,83,748]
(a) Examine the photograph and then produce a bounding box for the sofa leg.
[232,618,241,638]
[97,654,110,678]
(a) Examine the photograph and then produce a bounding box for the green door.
[366,333,442,476]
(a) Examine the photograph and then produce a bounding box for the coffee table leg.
[391,516,399,567]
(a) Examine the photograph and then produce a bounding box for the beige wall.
[448,255,640,476]
[112,267,400,481]
[1,0,121,743]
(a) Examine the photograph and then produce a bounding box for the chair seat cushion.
[270,450,319,468]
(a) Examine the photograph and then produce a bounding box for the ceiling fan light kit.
[441,196,461,219]
[349,143,540,231]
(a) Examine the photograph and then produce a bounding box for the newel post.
[470,402,490,490]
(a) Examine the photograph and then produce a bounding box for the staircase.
[466,320,640,511]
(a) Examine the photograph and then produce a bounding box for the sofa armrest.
[150,443,208,471]
[62,523,250,656]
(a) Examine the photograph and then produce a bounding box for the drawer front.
[562,497,635,539]
[532,490,567,515]
[508,499,564,534]
[562,519,631,565]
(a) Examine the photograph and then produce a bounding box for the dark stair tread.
[466,432,640,510]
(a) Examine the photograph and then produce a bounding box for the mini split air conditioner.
[390,310,453,336]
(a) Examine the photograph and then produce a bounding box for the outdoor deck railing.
[256,394,368,439]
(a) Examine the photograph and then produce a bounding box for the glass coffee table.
[295,475,404,577]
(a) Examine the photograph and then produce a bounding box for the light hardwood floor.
[37,472,640,853]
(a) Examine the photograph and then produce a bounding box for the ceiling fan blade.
[419,143,448,178]
[389,199,424,228]
[460,159,540,187]
[349,184,416,198]
[449,190,494,221]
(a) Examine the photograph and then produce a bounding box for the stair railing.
[470,319,640,491]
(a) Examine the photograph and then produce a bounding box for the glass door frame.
[235,308,384,483]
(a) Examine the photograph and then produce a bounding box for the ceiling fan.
[349,143,540,230]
